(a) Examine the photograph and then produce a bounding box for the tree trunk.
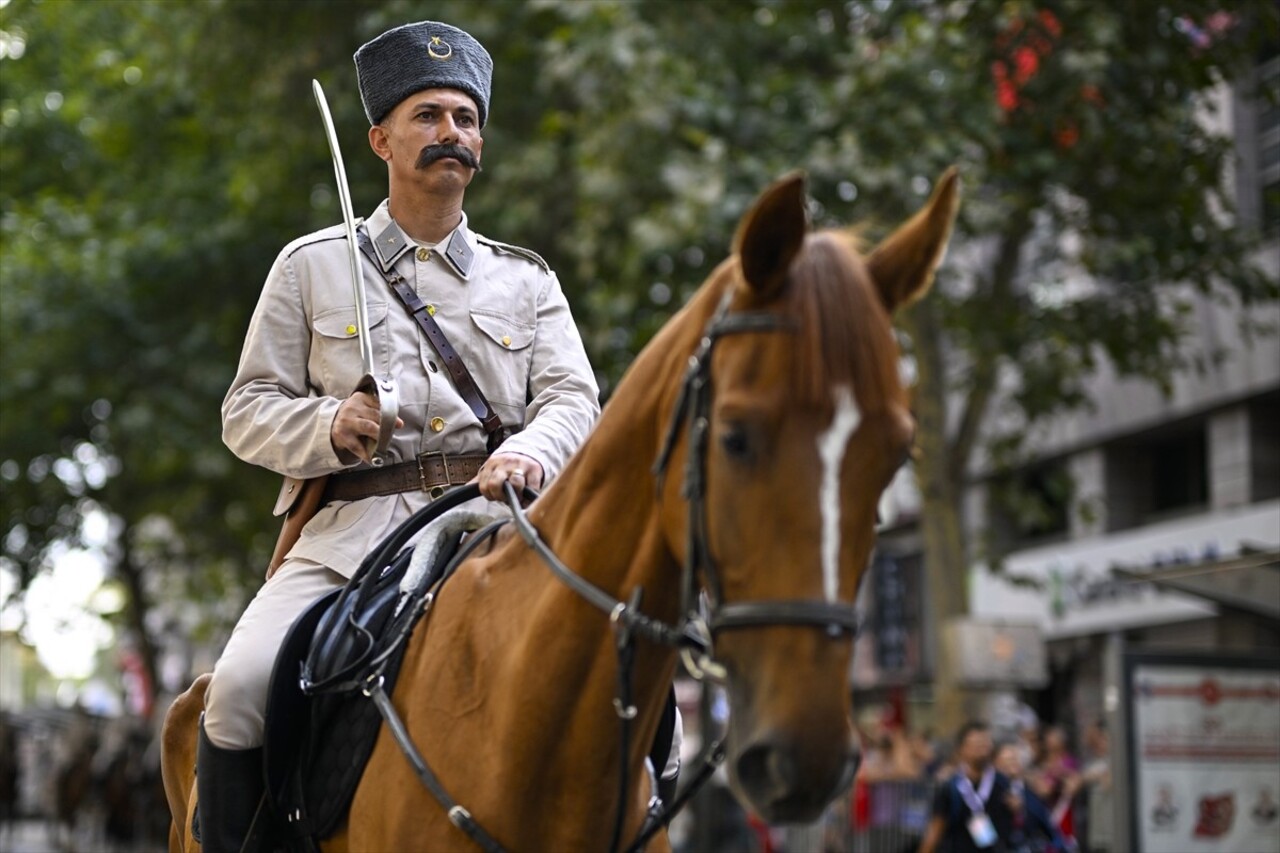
[901,298,984,736]
[114,524,161,719]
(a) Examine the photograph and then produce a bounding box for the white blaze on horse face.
[817,385,862,602]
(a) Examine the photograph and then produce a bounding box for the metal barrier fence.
[783,780,936,853]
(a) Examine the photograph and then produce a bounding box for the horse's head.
[659,169,959,822]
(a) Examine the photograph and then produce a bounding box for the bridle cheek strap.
[654,287,863,647]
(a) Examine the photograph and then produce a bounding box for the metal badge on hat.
[428,36,452,60]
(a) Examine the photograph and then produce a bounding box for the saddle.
[255,484,683,850]
[260,485,498,848]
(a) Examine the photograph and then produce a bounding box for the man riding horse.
[201,21,606,852]
[175,16,961,852]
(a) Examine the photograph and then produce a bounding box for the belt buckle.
[418,452,450,500]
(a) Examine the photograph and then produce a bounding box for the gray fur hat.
[354,21,493,127]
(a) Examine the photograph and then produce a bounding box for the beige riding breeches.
[203,557,345,750]
[203,553,688,778]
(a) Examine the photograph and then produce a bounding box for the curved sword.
[312,79,399,467]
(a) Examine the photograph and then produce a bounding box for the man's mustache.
[416,144,481,171]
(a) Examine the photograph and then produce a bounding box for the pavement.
[0,820,57,853]
[0,818,164,853]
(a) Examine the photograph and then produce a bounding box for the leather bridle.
[509,284,864,686]
[652,286,863,656]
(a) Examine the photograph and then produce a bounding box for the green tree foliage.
[0,0,371,684]
[2,0,1276,701]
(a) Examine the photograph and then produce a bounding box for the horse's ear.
[734,172,808,301]
[866,167,960,313]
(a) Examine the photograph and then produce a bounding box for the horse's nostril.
[736,740,797,802]
[736,743,765,790]
[734,737,862,823]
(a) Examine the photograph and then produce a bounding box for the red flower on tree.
[1055,121,1079,150]
[1013,46,1040,85]
[1038,9,1062,38]
[997,79,1020,112]
[991,7,1061,115]
[992,60,1020,112]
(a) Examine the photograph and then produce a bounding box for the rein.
[367,286,863,852]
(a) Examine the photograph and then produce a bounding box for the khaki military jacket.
[222,200,600,577]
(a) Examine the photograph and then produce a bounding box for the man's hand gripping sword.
[312,79,399,466]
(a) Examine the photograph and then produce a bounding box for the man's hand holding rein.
[477,452,543,501]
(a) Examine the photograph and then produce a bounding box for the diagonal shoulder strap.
[356,226,508,452]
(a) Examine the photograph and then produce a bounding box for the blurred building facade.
[853,54,1280,736]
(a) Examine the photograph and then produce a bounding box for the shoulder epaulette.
[282,220,361,259]
[474,234,551,274]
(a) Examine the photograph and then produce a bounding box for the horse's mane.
[781,230,903,411]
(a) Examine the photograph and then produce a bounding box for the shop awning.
[1113,548,1280,619]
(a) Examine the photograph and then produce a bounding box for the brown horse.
[163,167,959,851]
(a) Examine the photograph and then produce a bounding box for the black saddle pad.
[262,530,462,844]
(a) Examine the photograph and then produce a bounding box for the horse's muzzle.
[731,731,860,823]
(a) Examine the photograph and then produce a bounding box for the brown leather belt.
[322,452,489,504]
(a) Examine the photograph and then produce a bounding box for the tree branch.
[946,209,1034,484]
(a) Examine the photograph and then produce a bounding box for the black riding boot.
[195,721,270,853]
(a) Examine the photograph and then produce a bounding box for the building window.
[1152,428,1208,513]
[1260,53,1280,234]
[989,460,1073,548]
[868,551,922,678]
[1251,392,1280,502]
[1236,43,1280,234]
[1105,421,1209,531]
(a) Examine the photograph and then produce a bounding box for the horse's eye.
[720,425,752,460]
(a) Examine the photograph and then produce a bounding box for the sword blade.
[312,79,398,467]
[312,79,376,378]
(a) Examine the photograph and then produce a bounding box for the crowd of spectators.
[797,708,1116,853]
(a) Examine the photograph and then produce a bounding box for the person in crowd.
[994,740,1073,853]
[912,727,943,779]
[1080,720,1113,853]
[858,710,923,785]
[1015,716,1040,775]
[919,721,1017,853]
[856,709,926,850]
[1029,725,1082,846]
[0,714,19,844]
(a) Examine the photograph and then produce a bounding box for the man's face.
[1044,727,1066,752]
[370,87,483,194]
[993,745,1020,778]
[960,729,992,770]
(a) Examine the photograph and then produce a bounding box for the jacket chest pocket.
[311,301,390,395]
[468,309,534,408]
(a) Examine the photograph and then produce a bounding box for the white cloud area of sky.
[0,508,117,680]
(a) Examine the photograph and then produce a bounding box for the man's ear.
[368,124,392,163]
